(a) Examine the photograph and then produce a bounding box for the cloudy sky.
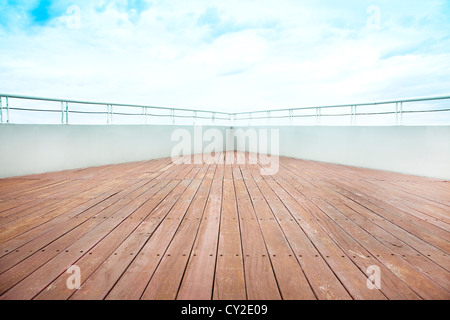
[1,0,449,112]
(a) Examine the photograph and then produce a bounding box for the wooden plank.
[323,192,450,292]
[285,179,425,299]
[386,200,450,232]
[279,159,450,299]
[241,165,316,300]
[390,180,450,205]
[396,199,450,226]
[213,178,246,300]
[331,179,450,254]
[253,177,352,300]
[0,179,48,196]
[0,180,70,200]
[0,179,149,259]
[34,180,180,300]
[364,180,450,227]
[0,199,38,215]
[0,178,187,299]
[353,180,450,239]
[0,199,94,274]
[0,196,139,298]
[233,178,281,300]
[0,199,55,222]
[0,199,82,242]
[141,178,213,300]
[267,178,386,300]
[177,179,222,300]
[311,180,450,271]
[213,155,224,180]
[0,153,448,300]
[282,157,450,251]
[72,179,201,300]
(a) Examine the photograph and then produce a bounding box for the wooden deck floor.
[0,152,449,300]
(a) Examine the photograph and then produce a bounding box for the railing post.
[193,110,197,125]
[143,107,147,124]
[316,107,320,125]
[289,109,293,126]
[395,102,399,126]
[212,112,216,124]
[267,111,271,125]
[171,109,175,125]
[248,112,252,126]
[61,101,64,124]
[399,102,403,125]
[350,105,356,126]
[65,101,69,124]
[395,102,401,126]
[350,106,353,125]
[0,96,3,124]
[106,104,114,124]
[354,105,357,126]
[6,97,9,123]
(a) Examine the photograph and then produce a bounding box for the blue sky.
[0,0,450,112]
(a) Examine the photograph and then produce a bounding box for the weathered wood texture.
[0,152,448,300]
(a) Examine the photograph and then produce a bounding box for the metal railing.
[0,94,231,126]
[232,95,450,126]
[1,93,449,126]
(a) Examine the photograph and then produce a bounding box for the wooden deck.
[0,152,449,300]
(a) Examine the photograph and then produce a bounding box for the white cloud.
[0,0,449,113]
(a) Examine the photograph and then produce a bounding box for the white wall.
[234,126,450,180]
[1,125,449,180]
[0,125,233,178]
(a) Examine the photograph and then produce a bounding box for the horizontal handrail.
[0,93,230,115]
[234,108,450,120]
[1,93,449,126]
[232,95,450,115]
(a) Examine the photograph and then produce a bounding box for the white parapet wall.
[1,124,449,180]
[0,124,234,178]
[234,126,450,180]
